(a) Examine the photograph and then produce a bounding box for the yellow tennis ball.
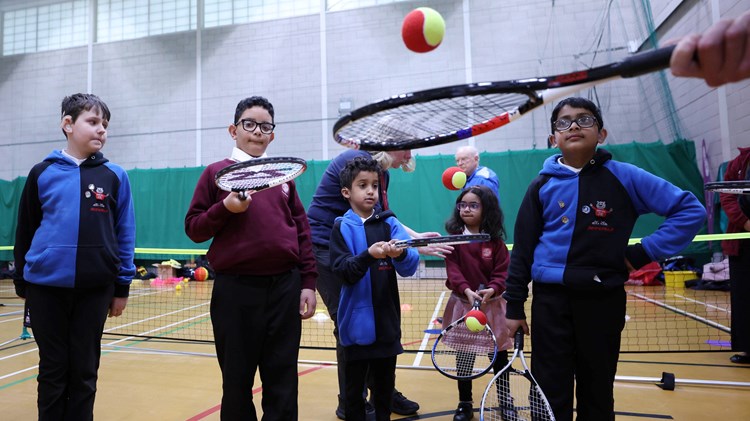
[402,7,446,53]
[452,171,467,189]
[465,316,484,332]
[175,284,182,291]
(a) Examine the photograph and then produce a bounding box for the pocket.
[343,306,376,346]
[76,245,119,283]
[563,267,625,290]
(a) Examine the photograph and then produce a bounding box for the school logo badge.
[86,184,109,213]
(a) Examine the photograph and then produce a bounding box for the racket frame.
[704,181,750,194]
[479,329,556,421]
[333,46,675,151]
[394,233,491,248]
[431,286,498,380]
[214,156,307,197]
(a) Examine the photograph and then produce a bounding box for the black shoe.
[391,389,420,415]
[730,353,750,364]
[453,402,474,421]
[365,400,376,421]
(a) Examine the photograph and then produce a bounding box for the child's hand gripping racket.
[395,233,490,248]
[214,157,307,199]
[431,284,498,380]
[480,329,556,421]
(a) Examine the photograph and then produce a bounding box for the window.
[97,0,197,42]
[2,1,88,56]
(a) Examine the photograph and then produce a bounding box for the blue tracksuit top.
[330,209,418,357]
[503,148,705,319]
[13,150,136,298]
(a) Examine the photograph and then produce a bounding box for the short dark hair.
[234,96,274,124]
[550,97,603,134]
[339,157,381,189]
[61,93,111,122]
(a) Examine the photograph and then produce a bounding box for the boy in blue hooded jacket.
[329,156,419,421]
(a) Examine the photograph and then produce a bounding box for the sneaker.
[453,402,474,421]
[391,389,420,415]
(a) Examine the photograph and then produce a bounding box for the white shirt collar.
[62,149,86,166]
[557,157,582,173]
[230,147,267,162]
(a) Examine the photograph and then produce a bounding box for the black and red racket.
[214,157,307,199]
[333,46,675,151]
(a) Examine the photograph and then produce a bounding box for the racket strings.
[216,162,304,191]
[338,93,530,147]
[433,324,497,378]
[482,371,554,421]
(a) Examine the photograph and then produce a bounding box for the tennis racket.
[214,157,307,199]
[431,286,498,380]
[394,233,490,248]
[704,181,750,194]
[480,329,556,421]
[333,46,675,151]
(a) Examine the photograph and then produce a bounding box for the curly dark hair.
[445,185,505,240]
[339,156,382,189]
[234,96,274,124]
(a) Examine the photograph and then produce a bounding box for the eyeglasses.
[553,115,597,132]
[236,119,275,134]
[457,202,481,211]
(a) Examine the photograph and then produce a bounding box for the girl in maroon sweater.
[442,185,512,421]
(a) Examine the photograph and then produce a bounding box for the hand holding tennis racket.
[214,157,307,200]
[334,46,675,151]
[432,284,498,380]
[480,329,556,421]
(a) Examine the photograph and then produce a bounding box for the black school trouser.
[211,270,301,421]
[530,283,626,421]
[345,356,397,421]
[26,282,114,421]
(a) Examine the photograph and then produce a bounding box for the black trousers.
[211,270,301,421]
[530,283,625,421]
[730,241,750,353]
[26,282,114,421]
[345,356,396,421]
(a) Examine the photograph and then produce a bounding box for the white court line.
[412,291,447,367]
[673,293,730,313]
[0,316,22,324]
[629,292,730,332]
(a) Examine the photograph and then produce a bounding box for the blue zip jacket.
[504,149,705,319]
[330,209,418,354]
[13,150,136,298]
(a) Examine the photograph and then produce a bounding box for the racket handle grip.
[514,328,524,350]
[619,45,675,78]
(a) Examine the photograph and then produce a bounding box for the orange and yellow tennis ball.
[402,7,446,53]
[194,266,208,282]
[442,166,467,190]
[465,309,487,332]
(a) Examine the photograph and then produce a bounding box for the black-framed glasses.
[457,202,481,211]
[553,115,597,132]
[236,118,275,134]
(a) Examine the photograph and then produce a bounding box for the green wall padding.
[0,140,708,261]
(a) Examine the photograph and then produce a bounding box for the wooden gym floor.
[1,279,749,420]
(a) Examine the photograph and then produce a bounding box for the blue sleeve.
[114,168,136,295]
[610,162,706,266]
[387,217,419,277]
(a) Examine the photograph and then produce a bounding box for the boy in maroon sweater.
[185,96,317,421]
